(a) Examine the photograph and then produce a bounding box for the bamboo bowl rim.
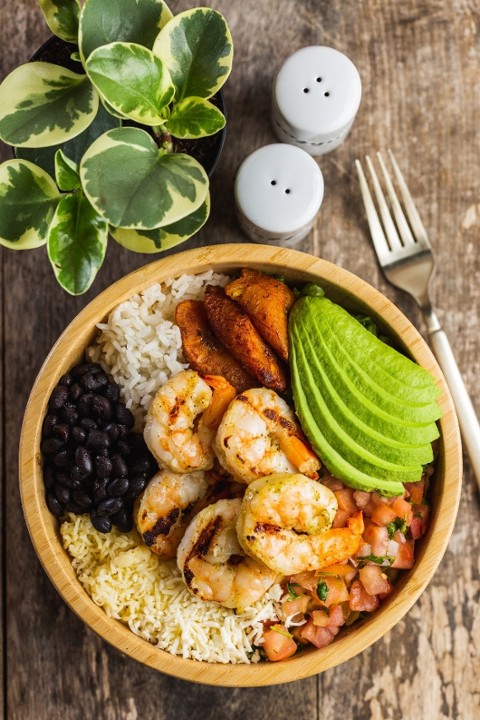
[19,243,462,686]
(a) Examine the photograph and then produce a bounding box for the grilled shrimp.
[237,473,364,575]
[214,387,321,484]
[135,469,210,559]
[144,370,216,473]
[177,498,278,610]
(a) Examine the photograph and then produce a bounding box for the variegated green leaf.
[55,150,80,191]
[0,63,98,148]
[86,42,174,125]
[38,0,81,43]
[111,192,210,252]
[79,0,173,60]
[0,160,60,249]
[153,8,233,101]
[16,102,120,177]
[166,97,225,139]
[47,192,108,295]
[80,127,208,229]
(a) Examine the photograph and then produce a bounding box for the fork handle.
[429,327,480,489]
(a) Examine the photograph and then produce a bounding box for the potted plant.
[0,0,233,294]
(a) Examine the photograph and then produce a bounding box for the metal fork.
[356,150,480,488]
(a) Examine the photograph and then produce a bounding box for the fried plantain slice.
[175,300,255,392]
[204,285,288,393]
[225,268,296,362]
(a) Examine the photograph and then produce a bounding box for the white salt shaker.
[272,46,362,155]
[234,143,324,246]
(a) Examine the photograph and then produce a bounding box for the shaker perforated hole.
[285,188,291,194]
[324,91,330,97]
[316,77,322,82]
[271,180,277,186]
[303,88,309,93]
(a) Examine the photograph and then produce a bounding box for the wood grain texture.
[2,0,480,718]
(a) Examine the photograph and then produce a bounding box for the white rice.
[61,514,282,664]
[70,271,282,663]
[87,271,230,425]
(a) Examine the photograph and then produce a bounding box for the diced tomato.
[371,492,391,508]
[297,619,337,649]
[359,565,393,596]
[319,563,358,580]
[355,541,372,559]
[281,594,310,621]
[319,577,350,607]
[391,532,415,569]
[353,490,372,510]
[327,604,346,627]
[321,475,345,492]
[335,488,357,515]
[349,580,379,612]
[371,503,398,527]
[410,504,429,540]
[347,511,364,536]
[404,479,425,505]
[289,571,318,593]
[332,509,349,528]
[262,625,298,661]
[311,609,331,627]
[363,524,389,556]
[391,497,413,525]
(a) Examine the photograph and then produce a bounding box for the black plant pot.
[22,36,226,177]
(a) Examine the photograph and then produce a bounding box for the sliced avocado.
[290,353,405,496]
[288,293,442,495]
[291,338,424,483]
[297,296,440,404]
[296,326,434,465]
[295,322,439,445]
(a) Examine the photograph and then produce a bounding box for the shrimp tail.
[277,434,321,479]
[201,375,237,430]
[311,511,364,569]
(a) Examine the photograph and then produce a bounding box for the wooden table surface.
[1,1,479,718]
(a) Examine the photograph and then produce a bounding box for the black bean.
[58,373,73,387]
[46,492,64,517]
[85,429,109,451]
[71,363,94,379]
[90,512,112,533]
[128,475,148,497]
[129,457,154,476]
[49,385,69,410]
[80,372,97,392]
[65,501,85,514]
[75,446,92,475]
[103,422,121,442]
[96,497,123,517]
[114,404,134,428]
[53,449,73,467]
[85,373,109,393]
[79,417,97,431]
[95,455,113,479]
[53,423,70,443]
[112,509,133,533]
[111,453,128,478]
[117,424,129,439]
[42,413,58,437]
[97,448,110,457]
[78,393,94,417]
[91,395,113,423]
[60,404,78,425]
[57,472,82,490]
[107,477,129,497]
[116,439,131,457]
[54,483,71,505]
[72,490,93,510]
[71,465,87,482]
[43,463,56,490]
[104,383,120,403]
[41,437,64,455]
[70,383,83,401]
[72,426,87,444]
[93,477,109,501]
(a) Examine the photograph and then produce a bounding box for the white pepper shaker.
[272,46,362,155]
[234,143,324,246]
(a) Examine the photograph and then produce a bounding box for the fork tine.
[364,155,403,252]
[355,159,390,263]
[376,152,416,246]
[388,149,431,247]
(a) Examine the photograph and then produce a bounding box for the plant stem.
[152,126,174,153]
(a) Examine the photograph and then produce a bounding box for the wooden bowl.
[19,244,462,686]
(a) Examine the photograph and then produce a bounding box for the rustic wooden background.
[1,0,479,718]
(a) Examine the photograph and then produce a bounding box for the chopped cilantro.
[317,580,329,601]
[387,516,407,539]
[287,582,299,600]
[363,554,394,566]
